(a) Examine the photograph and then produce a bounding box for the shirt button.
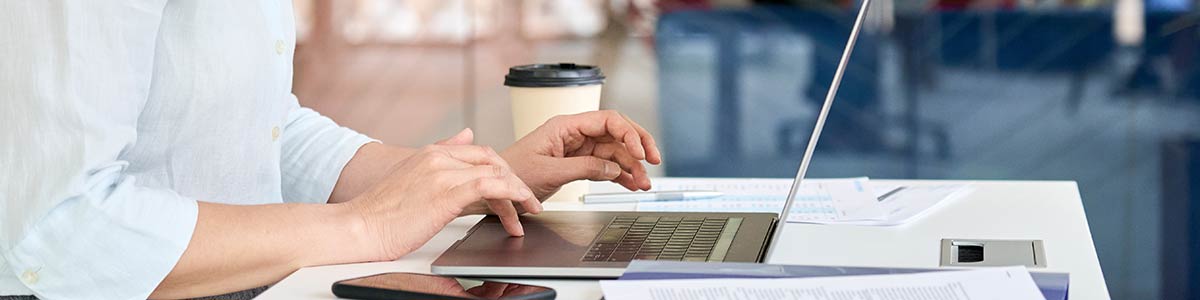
[275,40,285,55]
[20,269,39,285]
[272,126,281,141]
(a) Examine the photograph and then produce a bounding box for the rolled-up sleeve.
[279,97,377,204]
[0,1,198,299]
[3,172,198,299]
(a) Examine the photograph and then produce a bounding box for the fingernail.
[605,163,621,179]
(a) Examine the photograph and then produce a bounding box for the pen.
[580,190,725,204]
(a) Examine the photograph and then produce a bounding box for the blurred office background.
[290,0,1200,299]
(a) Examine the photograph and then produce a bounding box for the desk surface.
[258,179,1109,300]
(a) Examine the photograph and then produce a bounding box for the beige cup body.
[510,84,602,138]
[509,84,602,202]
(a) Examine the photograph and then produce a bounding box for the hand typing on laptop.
[348,110,661,262]
[499,110,662,199]
[346,142,541,261]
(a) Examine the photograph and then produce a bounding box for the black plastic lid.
[504,63,605,87]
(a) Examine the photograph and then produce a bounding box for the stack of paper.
[616,261,1069,300]
[633,177,972,225]
[601,265,1049,300]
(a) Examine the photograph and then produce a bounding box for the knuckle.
[431,173,453,187]
[587,158,608,172]
[489,165,507,178]
[473,179,495,193]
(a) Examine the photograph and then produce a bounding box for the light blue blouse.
[0,1,374,298]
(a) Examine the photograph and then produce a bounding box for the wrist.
[332,201,380,262]
[293,202,378,268]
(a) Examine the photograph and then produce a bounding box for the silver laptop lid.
[762,0,872,263]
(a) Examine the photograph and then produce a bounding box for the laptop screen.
[763,0,873,263]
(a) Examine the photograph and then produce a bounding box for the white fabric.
[0,1,375,298]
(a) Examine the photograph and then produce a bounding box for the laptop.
[431,0,873,278]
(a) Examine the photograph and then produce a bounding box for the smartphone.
[331,272,556,300]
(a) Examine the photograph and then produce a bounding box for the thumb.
[437,128,474,145]
[557,156,622,183]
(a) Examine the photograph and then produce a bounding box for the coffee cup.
[505,63,605,202]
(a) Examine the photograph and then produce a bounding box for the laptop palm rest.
[431,211,777,278]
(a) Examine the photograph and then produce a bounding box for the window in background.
[289,1,1199,299]
[654,2,1199,300]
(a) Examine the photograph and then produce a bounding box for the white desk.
[257,180,1109,299]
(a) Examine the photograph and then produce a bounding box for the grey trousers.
[0,286,268,300]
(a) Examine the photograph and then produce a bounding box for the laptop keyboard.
[582,216,743,262]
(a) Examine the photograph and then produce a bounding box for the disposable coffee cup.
[505,63,605,203]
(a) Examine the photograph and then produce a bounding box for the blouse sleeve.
[0,1,200,299]
[278,94,378,204]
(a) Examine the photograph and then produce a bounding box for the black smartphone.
[331,272,556,300]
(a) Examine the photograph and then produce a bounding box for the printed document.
[600,266,1046,300]
[636,177,885,223]
[633,177,970,225]
[841,183,974,226]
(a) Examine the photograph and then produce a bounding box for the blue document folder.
[618,261,1070,300]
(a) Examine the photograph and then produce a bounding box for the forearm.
[328,142,417,203]
[150,201,374,299]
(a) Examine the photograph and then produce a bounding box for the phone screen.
[337,272,554,299]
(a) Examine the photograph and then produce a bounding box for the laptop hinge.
[757,216,780,263]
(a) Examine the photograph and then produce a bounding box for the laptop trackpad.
[438,213,611,268]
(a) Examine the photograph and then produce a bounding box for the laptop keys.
[597,228,626,244]
[583,216,743,263]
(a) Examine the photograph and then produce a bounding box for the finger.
[506,173,543,214]
[441,165,543,215]
[436,128,475,145]
[439,165,523,189]
[558,156,622,182]
[592,143,651,190]
[620,113,662,165]
[564,111,647,160]
[450,177,533,236]
[485,198,524,237]
[567,139,598,158]
[429,145,509,168]
[449,177,531,207]
[611,172,640,191]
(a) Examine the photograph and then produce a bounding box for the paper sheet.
[636,178,885,223]
[600,266,1047,300]
[843,183,974,226]
[633,178,971,225]
[618,260,1070,300]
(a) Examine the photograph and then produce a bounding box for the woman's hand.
[346,143,541,261]
[501,110,662,200]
